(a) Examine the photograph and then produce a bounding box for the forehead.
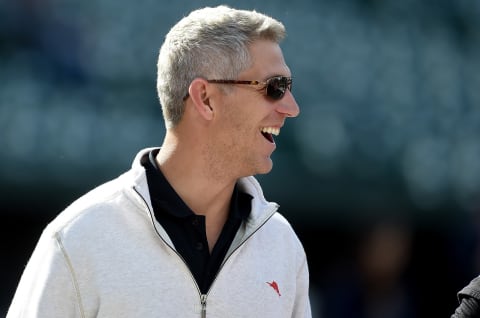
[240,40,291,79]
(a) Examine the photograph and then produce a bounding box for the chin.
[255,160,274,175]
[256,168,273,175]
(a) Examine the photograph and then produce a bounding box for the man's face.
[207,40,299,180]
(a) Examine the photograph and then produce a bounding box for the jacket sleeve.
[7,229,84,318]
[451,275,480,318]
[293,248,312,318]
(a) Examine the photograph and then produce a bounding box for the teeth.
[261,127,280,136]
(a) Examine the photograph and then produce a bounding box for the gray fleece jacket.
[7,148,312,318]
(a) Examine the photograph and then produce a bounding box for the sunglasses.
[207,76,293,100]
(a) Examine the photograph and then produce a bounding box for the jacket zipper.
[200,294,207,318]
[133,186,277,318]
[133,187,207,316]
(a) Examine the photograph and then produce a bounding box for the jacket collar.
[122,147,279,238]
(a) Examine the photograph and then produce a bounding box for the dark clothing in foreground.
[452,276,480,317]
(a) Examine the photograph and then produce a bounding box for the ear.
[188,78,214,121]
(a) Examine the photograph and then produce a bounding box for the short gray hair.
[157,5,286,129]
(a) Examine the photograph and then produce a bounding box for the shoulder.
[459,275,480,300]
[262,212,307,256]
[45,172,138,240]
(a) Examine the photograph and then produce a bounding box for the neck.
[156,130,236,252]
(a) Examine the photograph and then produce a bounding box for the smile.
[260,127,280,143]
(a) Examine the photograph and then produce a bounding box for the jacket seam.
[55,233,86,318]
[54,190,122,235]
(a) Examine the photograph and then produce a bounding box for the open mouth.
[260,127,280,143]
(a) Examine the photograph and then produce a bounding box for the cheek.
[219,96,265,142]
[222,105,253,135]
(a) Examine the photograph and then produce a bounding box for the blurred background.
[2,0,480,316]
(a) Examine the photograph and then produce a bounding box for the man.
[451,276,480,317]
[7,5,311,317]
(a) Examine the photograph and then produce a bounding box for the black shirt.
[142,149,252,294]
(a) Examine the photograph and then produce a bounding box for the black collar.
[142,149,252,221]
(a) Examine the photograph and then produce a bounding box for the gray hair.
[156,5,286,129]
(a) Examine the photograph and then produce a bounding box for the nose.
[276,90,300,118]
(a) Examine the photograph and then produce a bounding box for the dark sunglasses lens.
[266,77,289,100]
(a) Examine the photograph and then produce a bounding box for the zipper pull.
[200,294,207,318]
